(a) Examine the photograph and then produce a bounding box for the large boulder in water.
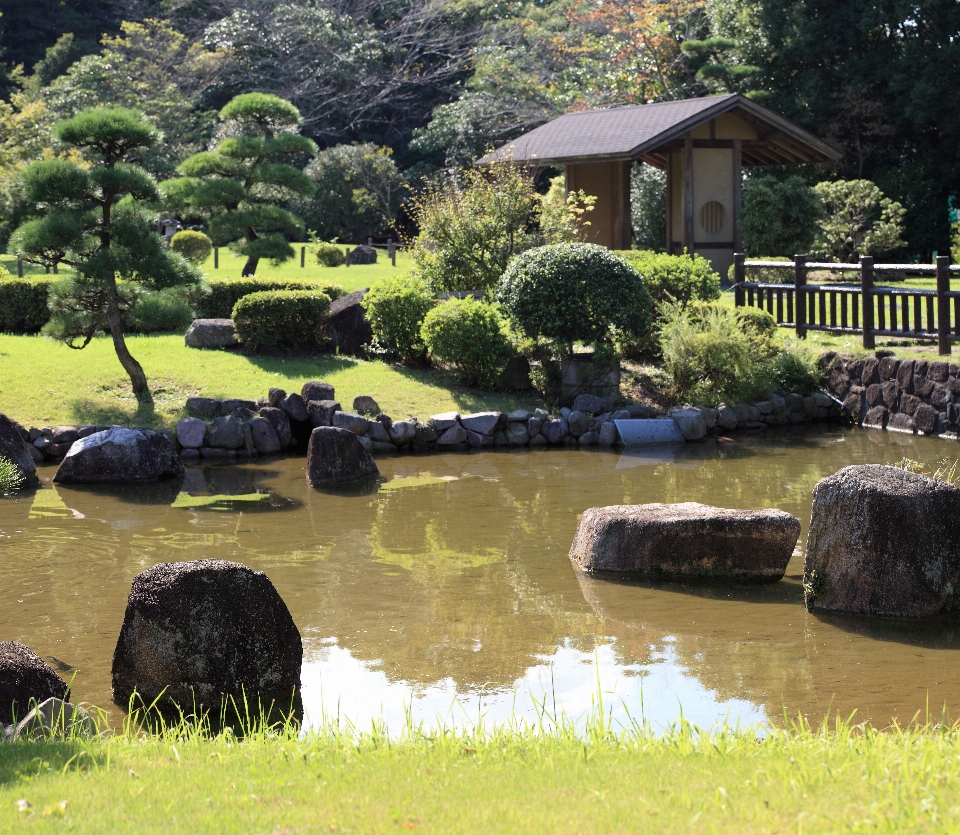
[112,560,302,721]
[0,412,39,488]
[0,641,68,725]
[53,427,183,484]
[307,426,379,487]
[804,465,960,618]
[322,289,372,356]
[569,502,800,582]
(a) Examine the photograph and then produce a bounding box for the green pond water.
[2,426,959,732]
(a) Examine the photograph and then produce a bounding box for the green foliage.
[0,454,25,496]
[408,162,543,295]
[0,276,52,333]
[658,301,820,405]
[301,144,404,243]
[631,164,667,251]
[170,231,213,265]
[314,243,346,268]
[361,273,436,362]
[497,244,653,353]
[421,298,512,388]
[199,279,344,320]
[167,93,317,277]
[232,290,331,353]
[614,250,721,309]
[538,175,595,244]
[124,287,197,334]
[741,175,823,257]
[812,180,907,263]
[894,458,960,485]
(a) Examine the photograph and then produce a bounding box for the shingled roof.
[480,93,840,168]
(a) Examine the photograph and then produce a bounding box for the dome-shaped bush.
[496,243,652,351]
[170,230,213,264]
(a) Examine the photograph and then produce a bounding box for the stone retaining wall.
[823,352,960,438]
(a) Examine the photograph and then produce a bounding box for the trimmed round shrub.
[199,279,344,318]
[496,243,653,352]
[170,230,213,264]
[421,298,512,389]
[0,276,52,333]
[735,306,778,340]
[232,290,331,352]
[125,287,197,333]
[361,273,436,362]
[614,250,720,308]
[314,242,345,267]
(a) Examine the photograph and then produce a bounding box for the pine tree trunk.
[241,226,259,277]
[106,286,150,398]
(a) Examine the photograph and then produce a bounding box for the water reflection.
[2,426,960,733]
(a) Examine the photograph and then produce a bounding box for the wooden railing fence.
[733,253,960,356]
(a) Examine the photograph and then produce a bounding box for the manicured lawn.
[197,244,412,295]
[1,720,958,833]
[0,334,542,429]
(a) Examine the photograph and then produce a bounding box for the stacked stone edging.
[823,352,960,438]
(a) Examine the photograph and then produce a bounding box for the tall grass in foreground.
[4,697,960,832]
[0,454,24,494]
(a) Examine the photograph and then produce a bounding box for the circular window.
[699,201,726,233]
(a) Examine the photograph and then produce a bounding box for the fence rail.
[732,253,960,355]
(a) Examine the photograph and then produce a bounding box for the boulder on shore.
[112,560,302,722]
[570,502,800,582]
[322,289,372,356]
[53,427,183,484]
[804,465,960,617]
[184,318,239,349]
[0,412,39,488]
[306,426,379,487]
[348,244,377,264]
[0,641,68,725]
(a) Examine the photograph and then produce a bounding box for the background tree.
[7,106,202,397]
[165,92,317,277]
[740,174,823,257]
[812,180,905,263]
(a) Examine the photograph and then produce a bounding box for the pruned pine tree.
[165,93,316,277]
[8,107,202,398]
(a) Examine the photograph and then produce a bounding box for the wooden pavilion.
[480,93,840,276]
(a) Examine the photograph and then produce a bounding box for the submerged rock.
[0,642,68,725]
[306,426,379,487]
[570,502,800,582]
[804,465,960,618]
[112,560,302,722]
[53,427,183,484]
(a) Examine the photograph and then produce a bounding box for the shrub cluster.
[0,276,53,334]
[170,230,213,264]
[496,243,653,352]
[232,290,332,352]
[613,250,720,308]
[421,298,512,388]
[199,279,343,319]
[361,273,436,362]
[314,243,345,267]
[124,286,198,334]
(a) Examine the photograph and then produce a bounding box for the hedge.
[199,278,344,319]
[232,290,332,352]
[0,277,53,334]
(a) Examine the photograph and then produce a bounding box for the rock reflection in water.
[4,427,960,732]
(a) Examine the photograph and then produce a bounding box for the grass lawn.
[0,334,542,429]
[1,720,958,833]
[196,244,412,295]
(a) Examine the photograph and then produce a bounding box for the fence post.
[345,248,351,267]
[300,245,305,268]
[367,237,373,247]
[733,252,745,307]
[861,255,875,350]
[388,240,396,267]
[214,247,219,269]
[937,254,951,356]
[17,257,23,278]
[794,254,807,339]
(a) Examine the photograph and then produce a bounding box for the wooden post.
[300,245,305,268]
[682,137,694,254]
[388,241,396,267]
[861,255,875,350]
[345,248,351,267]
[367,237,373,247]
[665,152,674,254]
[732,139,742,254]
[937,254,951,356]
[733,252,745,308]
[214,247,219,269]
[17,257,23,278]
[794,254,807,339]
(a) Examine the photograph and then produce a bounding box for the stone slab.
[613,419,686,447]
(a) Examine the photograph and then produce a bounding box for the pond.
[2,426,959,733]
